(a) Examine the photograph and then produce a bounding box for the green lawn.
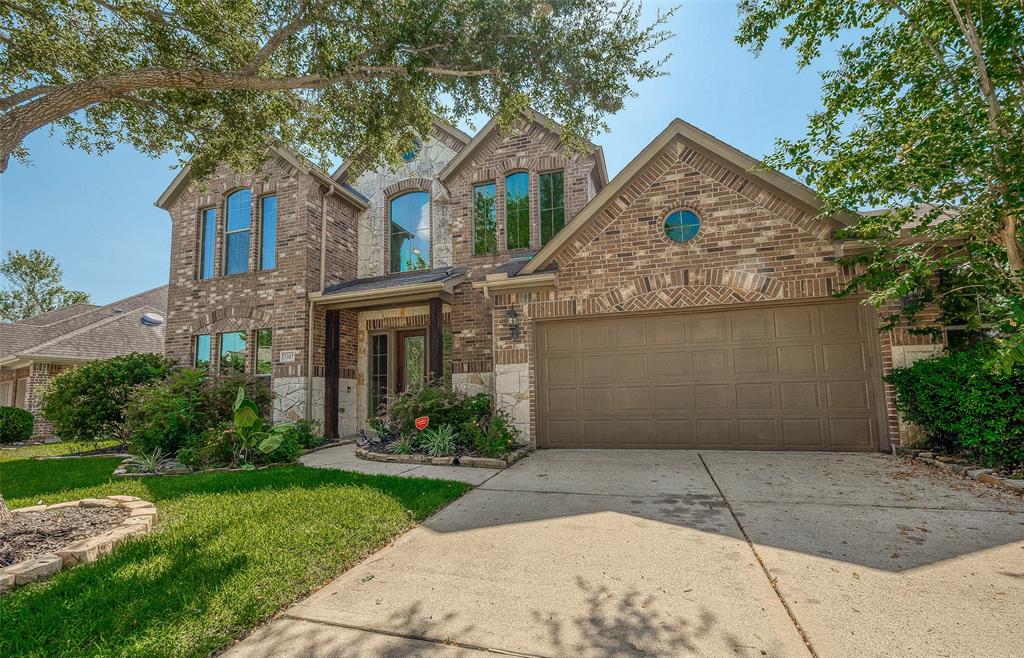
[0,452,470,658]
[0,439,121,462]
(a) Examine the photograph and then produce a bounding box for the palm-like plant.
[231,387,284,469]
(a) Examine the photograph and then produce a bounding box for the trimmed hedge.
[0,406,33,443]
[885,346,1024,469]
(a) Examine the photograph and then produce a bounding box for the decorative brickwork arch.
[595,268,783,313]
[383,177,435,199]
[188,305,274,334]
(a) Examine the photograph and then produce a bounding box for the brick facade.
[159,114,931,448]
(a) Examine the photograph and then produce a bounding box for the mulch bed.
[1,507,128,567]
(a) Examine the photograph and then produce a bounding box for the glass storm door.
[397,330,426,392]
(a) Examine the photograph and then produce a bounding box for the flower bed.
[0,496,158,594]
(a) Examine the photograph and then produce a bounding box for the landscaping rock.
[106,495,141,502]
[46,500,81,511]
[0,573,14,594]
[56,536,113,567]
[11,505,47,514]
[79,498,119,508]
[3,553,63,585]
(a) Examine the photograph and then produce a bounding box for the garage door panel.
[537,301,881,451]
[695,419,738,448]
[691,314,729,342]
[829,417,875,450]
[736,383,774,410]
[693,349,729,375]
[822,342,868,372]
[779,381,821,409]
[739,418,778,449]
[782,418,825,449]
[774,306,816,338]
[733,346,773,374]
[826,380,870,409]
[777,345,817,373]
[654,385,693,411]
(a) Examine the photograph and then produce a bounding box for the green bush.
[177,424,235,470]
[886,345,1024,468]
[39,353,175,441]
[374,384,519,456]
[419,424,457,456]
[0,407,33,443]
[125,368,209,456]
[202,373,272,423]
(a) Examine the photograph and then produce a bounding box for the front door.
[396,330,426,393]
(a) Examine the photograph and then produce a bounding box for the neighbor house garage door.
[536,300,884,450]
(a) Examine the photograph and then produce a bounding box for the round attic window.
[140,312,165,327]
[663,209,701,243]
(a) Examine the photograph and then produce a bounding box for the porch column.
[427,297,443,383]
[324,309,340,438]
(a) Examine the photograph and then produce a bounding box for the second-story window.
[505,172,530,250]
[260,195,277,270]
[473,182,497,255]
[199,208,216,279]
[539,170,565,245]
[224,189,251,275]
[389,191,430,273]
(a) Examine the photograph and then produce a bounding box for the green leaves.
[1,0,674,178]
[0,249,91,322]
[737,1,1024,367]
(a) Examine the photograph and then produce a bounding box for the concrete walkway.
[227,450,1024,657]
[300,444,502,486]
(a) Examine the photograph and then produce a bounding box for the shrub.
[277,418,323,449]
[886,345,1024,469]
[202,373,272,424]
[474,409,520,457]
[419,424,457,456]
[39,353,175,441]
[177,424,235,470]
[125,368,209,456]
[0,407,33,443]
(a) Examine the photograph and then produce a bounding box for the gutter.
[471,271,557,297]
[308,274,466,308]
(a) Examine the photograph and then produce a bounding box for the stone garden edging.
[0,496,158,595]
[354,445,532,469]
[899,448,1024,494]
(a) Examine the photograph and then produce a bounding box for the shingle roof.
[0,286,168,363]
[323,267,465,295]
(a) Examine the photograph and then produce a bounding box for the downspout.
[307,189,329,422]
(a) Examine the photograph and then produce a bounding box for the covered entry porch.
[310,267,464,438]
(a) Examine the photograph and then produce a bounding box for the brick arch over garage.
[594,268,785,313]
[188,305,274,334]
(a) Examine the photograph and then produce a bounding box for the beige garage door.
[536,300,883,450]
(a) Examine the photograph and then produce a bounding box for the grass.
[0,439,121,462]
[0,454,470,657]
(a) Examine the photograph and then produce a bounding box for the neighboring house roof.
[154,146,369,211]
[0,286,168,366]
[436,108,609,188]
[519,118,843,276]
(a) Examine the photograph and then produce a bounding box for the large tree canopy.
[0,0,672,177]
[737,0,1024,366]
[0,249,90,322]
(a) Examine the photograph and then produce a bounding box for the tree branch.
[239,14,311,75]
[0,84,57,112]
[946,0,1009,139]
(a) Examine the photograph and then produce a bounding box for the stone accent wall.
[347,135,459,279]
[494,362,530,442]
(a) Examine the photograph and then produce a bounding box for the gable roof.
[0,286,168,366]
[436,108,609,188]
[519,118,843,275]
[155,146,369,211]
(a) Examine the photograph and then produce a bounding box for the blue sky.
[0,1,831,305]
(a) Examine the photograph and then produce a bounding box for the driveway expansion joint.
[698,452,819,658]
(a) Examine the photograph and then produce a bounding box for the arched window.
[505,172,530,250]
[389,191,430,272]
[224,189,252,274]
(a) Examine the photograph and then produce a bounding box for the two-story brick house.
[159,111,941,451]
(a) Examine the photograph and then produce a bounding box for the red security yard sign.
[415,416,429,431]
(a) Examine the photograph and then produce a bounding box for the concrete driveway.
[225,450,1024,657]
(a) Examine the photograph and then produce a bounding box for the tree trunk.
[1002,213,1024,289]
[0,494,12,524]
